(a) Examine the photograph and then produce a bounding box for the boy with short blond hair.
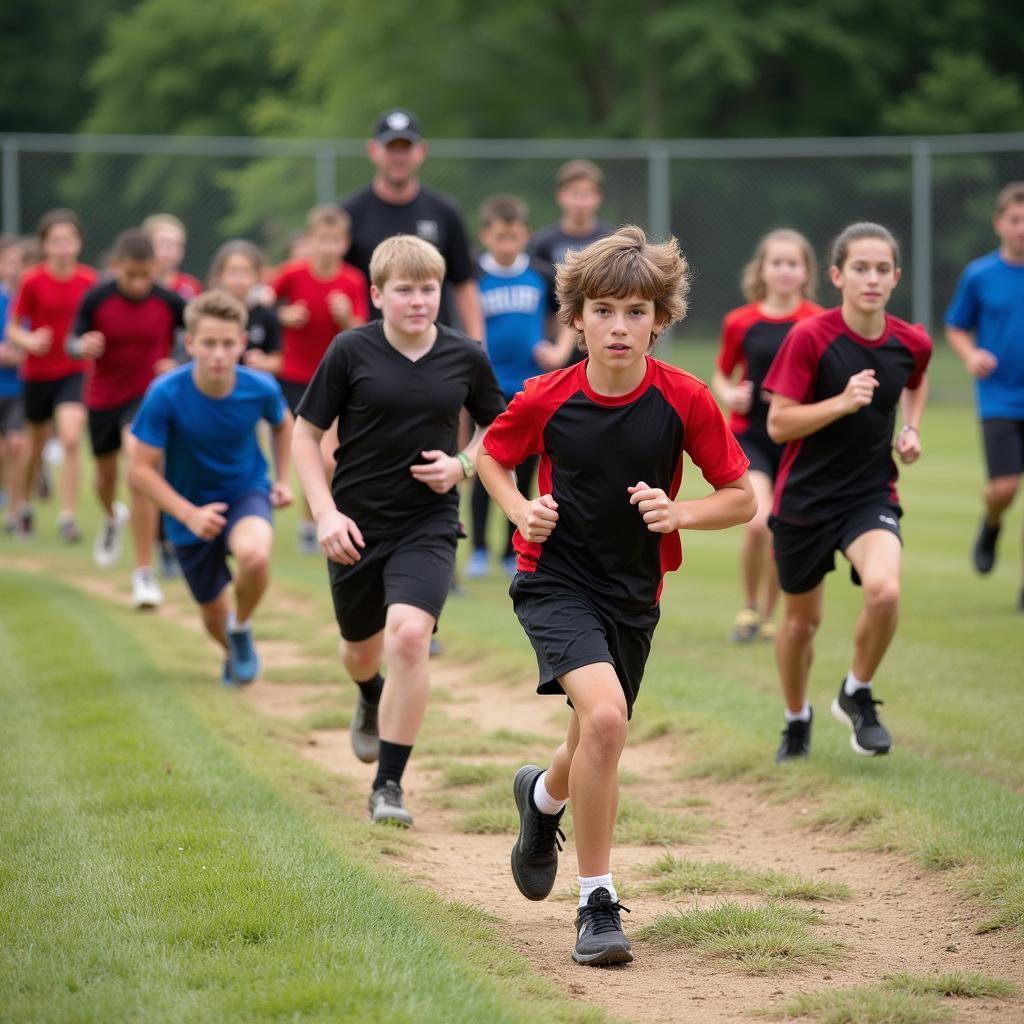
[478,226,754,966]
[142,213,203,301]
[129,290,293,684]
[292,234,504,827]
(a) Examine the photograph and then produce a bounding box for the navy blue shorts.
[174,491,273,605]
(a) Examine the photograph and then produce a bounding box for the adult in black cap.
[340,109,483,339]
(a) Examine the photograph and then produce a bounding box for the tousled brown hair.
[995,182,1024,214]
[479,194,529,227]
[555,225,689,351]
[38,208,83,244]
[208,240,264,287]
[741,229,818,302]
[830,222,900,270]
[184,288,247,334]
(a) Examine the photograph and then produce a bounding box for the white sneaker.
[131,566,164,610]
[93,501,129,568]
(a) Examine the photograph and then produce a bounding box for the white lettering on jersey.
[416,220,439,243]
[480,285,542,317]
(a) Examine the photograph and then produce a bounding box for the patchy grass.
[762,986,952,1023]
[418,726,554,758]
[642,853,853,902]
[303,707,351,731]
[439,762,516,788]
[615,796,710,846]
[966,860,1024,933]
[637,901,842,974]
[886,971,1016,998]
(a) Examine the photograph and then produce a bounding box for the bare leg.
[740,470,773,611]
[2,430,25,511]
[378,603,435,745]
[983,475,1018,526]
[844,530,902,682]
[199,587,231,650]
[94,452,119,517]
[544,710,580,802]
[15,420,48,511]
[54,401,85,521]
[226,515,273,624]
[123,430,156,568]
[340,630,385,683]
[775,584,825,713]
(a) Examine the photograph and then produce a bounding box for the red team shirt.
[717,299,823,437]
[13,264,98,382]
[271,261,369,384]
[483,358,749,615]
[166,271,203,302]
[763,307,932,526]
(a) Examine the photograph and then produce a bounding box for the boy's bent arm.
[629,473,755,533]
[946,324,997,378]
[477,449,559,543]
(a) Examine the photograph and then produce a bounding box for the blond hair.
[741,229,818,302]
[141,213,187,240]
[369,234,446,289]
[555,225,688,351]
[307,205,351,234]
[995,182,1024,214]
[184,289,247,334]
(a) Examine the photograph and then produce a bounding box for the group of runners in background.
[2,108,1022,968]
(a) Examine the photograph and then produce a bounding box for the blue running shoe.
[501,555,518,579]
[465,549,489,579]
[221,659,236,687]
[227,616,261,684]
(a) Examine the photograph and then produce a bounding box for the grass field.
[1,340,1022,1023]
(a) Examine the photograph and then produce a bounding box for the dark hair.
[208,239,264,287]
[38,208,83,244]
[555,159,605,191]
[479,194,530,227]
[830,222,900,269]
[112,230,155,263]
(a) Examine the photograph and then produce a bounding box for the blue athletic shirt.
[0,287,22,398]
[131,364,286,546]
[476,253,554,398]
[945,250,1024,420]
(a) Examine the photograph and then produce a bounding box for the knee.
[582,703,628,759]
[386,615,432,664]
[234,543,269,577]
[863,576,900,617]
[988,478,1019,506]
[341,639,378,676]
[783,611,820,644]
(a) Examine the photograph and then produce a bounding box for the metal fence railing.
[3,132,1024,336]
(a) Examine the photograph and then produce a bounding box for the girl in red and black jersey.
[763,223,931,764]
[712,230,822,643]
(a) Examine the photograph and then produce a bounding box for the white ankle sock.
[784,703,811,723]
[578,873,615,907]
[844,671,871,696]
[532,771,566,815]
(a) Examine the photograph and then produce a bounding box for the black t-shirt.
[528,221,615,272]
[297,320,505,539]
[245,304,281,356]
[340,186,474,329]
[483,358,748,620]
[763,307,932,526]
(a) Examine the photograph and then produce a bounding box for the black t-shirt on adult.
[763,307,932,526]
[340,186,474,329]
[245,304,281,356]
[296,320,505,539]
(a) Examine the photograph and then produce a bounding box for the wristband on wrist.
[900,424,918,434]
[456,451,474,479]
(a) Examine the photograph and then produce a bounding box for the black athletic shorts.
[509,571,658,720]
[279,379,309,416]
[327,522,458,642]
[23,373,84,425]
[737,429,783,480]
[174,491,273,605]
[0,396,24,435]
[88,395,144,457]
[981,418,1024,479]
[770,502,902,595]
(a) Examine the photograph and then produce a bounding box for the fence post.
[316,145,337,205]
[646,143,671,239]
[911,139,932,333]
[2,137,19,236]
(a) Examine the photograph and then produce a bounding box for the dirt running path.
[13,557,1024,1024]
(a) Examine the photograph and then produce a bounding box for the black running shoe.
[831,682,891,756]
[368,780,413,827]
[350,691,380,763]
[972,517,1000,574]
[573,888,632,966]
[775,707,813,764]
[511,765,565,901]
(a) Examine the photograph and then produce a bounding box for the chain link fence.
[3,133,1024,336]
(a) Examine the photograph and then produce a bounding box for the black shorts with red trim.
[509,570,658,720]
[770,501,902,595]
[737,429,783,480]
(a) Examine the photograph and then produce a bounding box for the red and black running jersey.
[763,307,932,526]
[71,281,185,410]
[716,299,823,438]
[483,358,748,618]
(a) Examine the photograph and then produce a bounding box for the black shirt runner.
[244,303,281,357]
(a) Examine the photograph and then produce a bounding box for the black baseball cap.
[372,108,423,144]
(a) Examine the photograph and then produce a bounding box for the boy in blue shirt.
[468,195,555,578]
[0,235,26,524]
[946,182,1024,609]
[128,290,294,683]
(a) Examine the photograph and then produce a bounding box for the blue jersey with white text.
[0,287,22,398]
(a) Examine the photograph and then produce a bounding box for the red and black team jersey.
[483,358,748,618]
[763,307,932,526]
[71,281,185,410]
[717,299,823,438]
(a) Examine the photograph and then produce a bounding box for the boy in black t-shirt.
[292,235,504,828]
[478,227,754,967]
[764,223,932,764]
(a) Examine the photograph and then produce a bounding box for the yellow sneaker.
[728,607,760,643]
[759,620,777,641]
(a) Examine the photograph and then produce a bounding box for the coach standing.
[341,109,484,340]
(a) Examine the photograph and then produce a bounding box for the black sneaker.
[972,517,1000,574]
[511,765,565,901]
[350,691,380,763]
[573,888,632,966]
[831,682,891,756]
[368,780,413,827]
[14,505,33,540]
[775,707,813,763]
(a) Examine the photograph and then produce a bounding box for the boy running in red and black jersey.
[713,230,822,642]
[478,227,754,967]
[764,223,931,764]
[68,230,185,609]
